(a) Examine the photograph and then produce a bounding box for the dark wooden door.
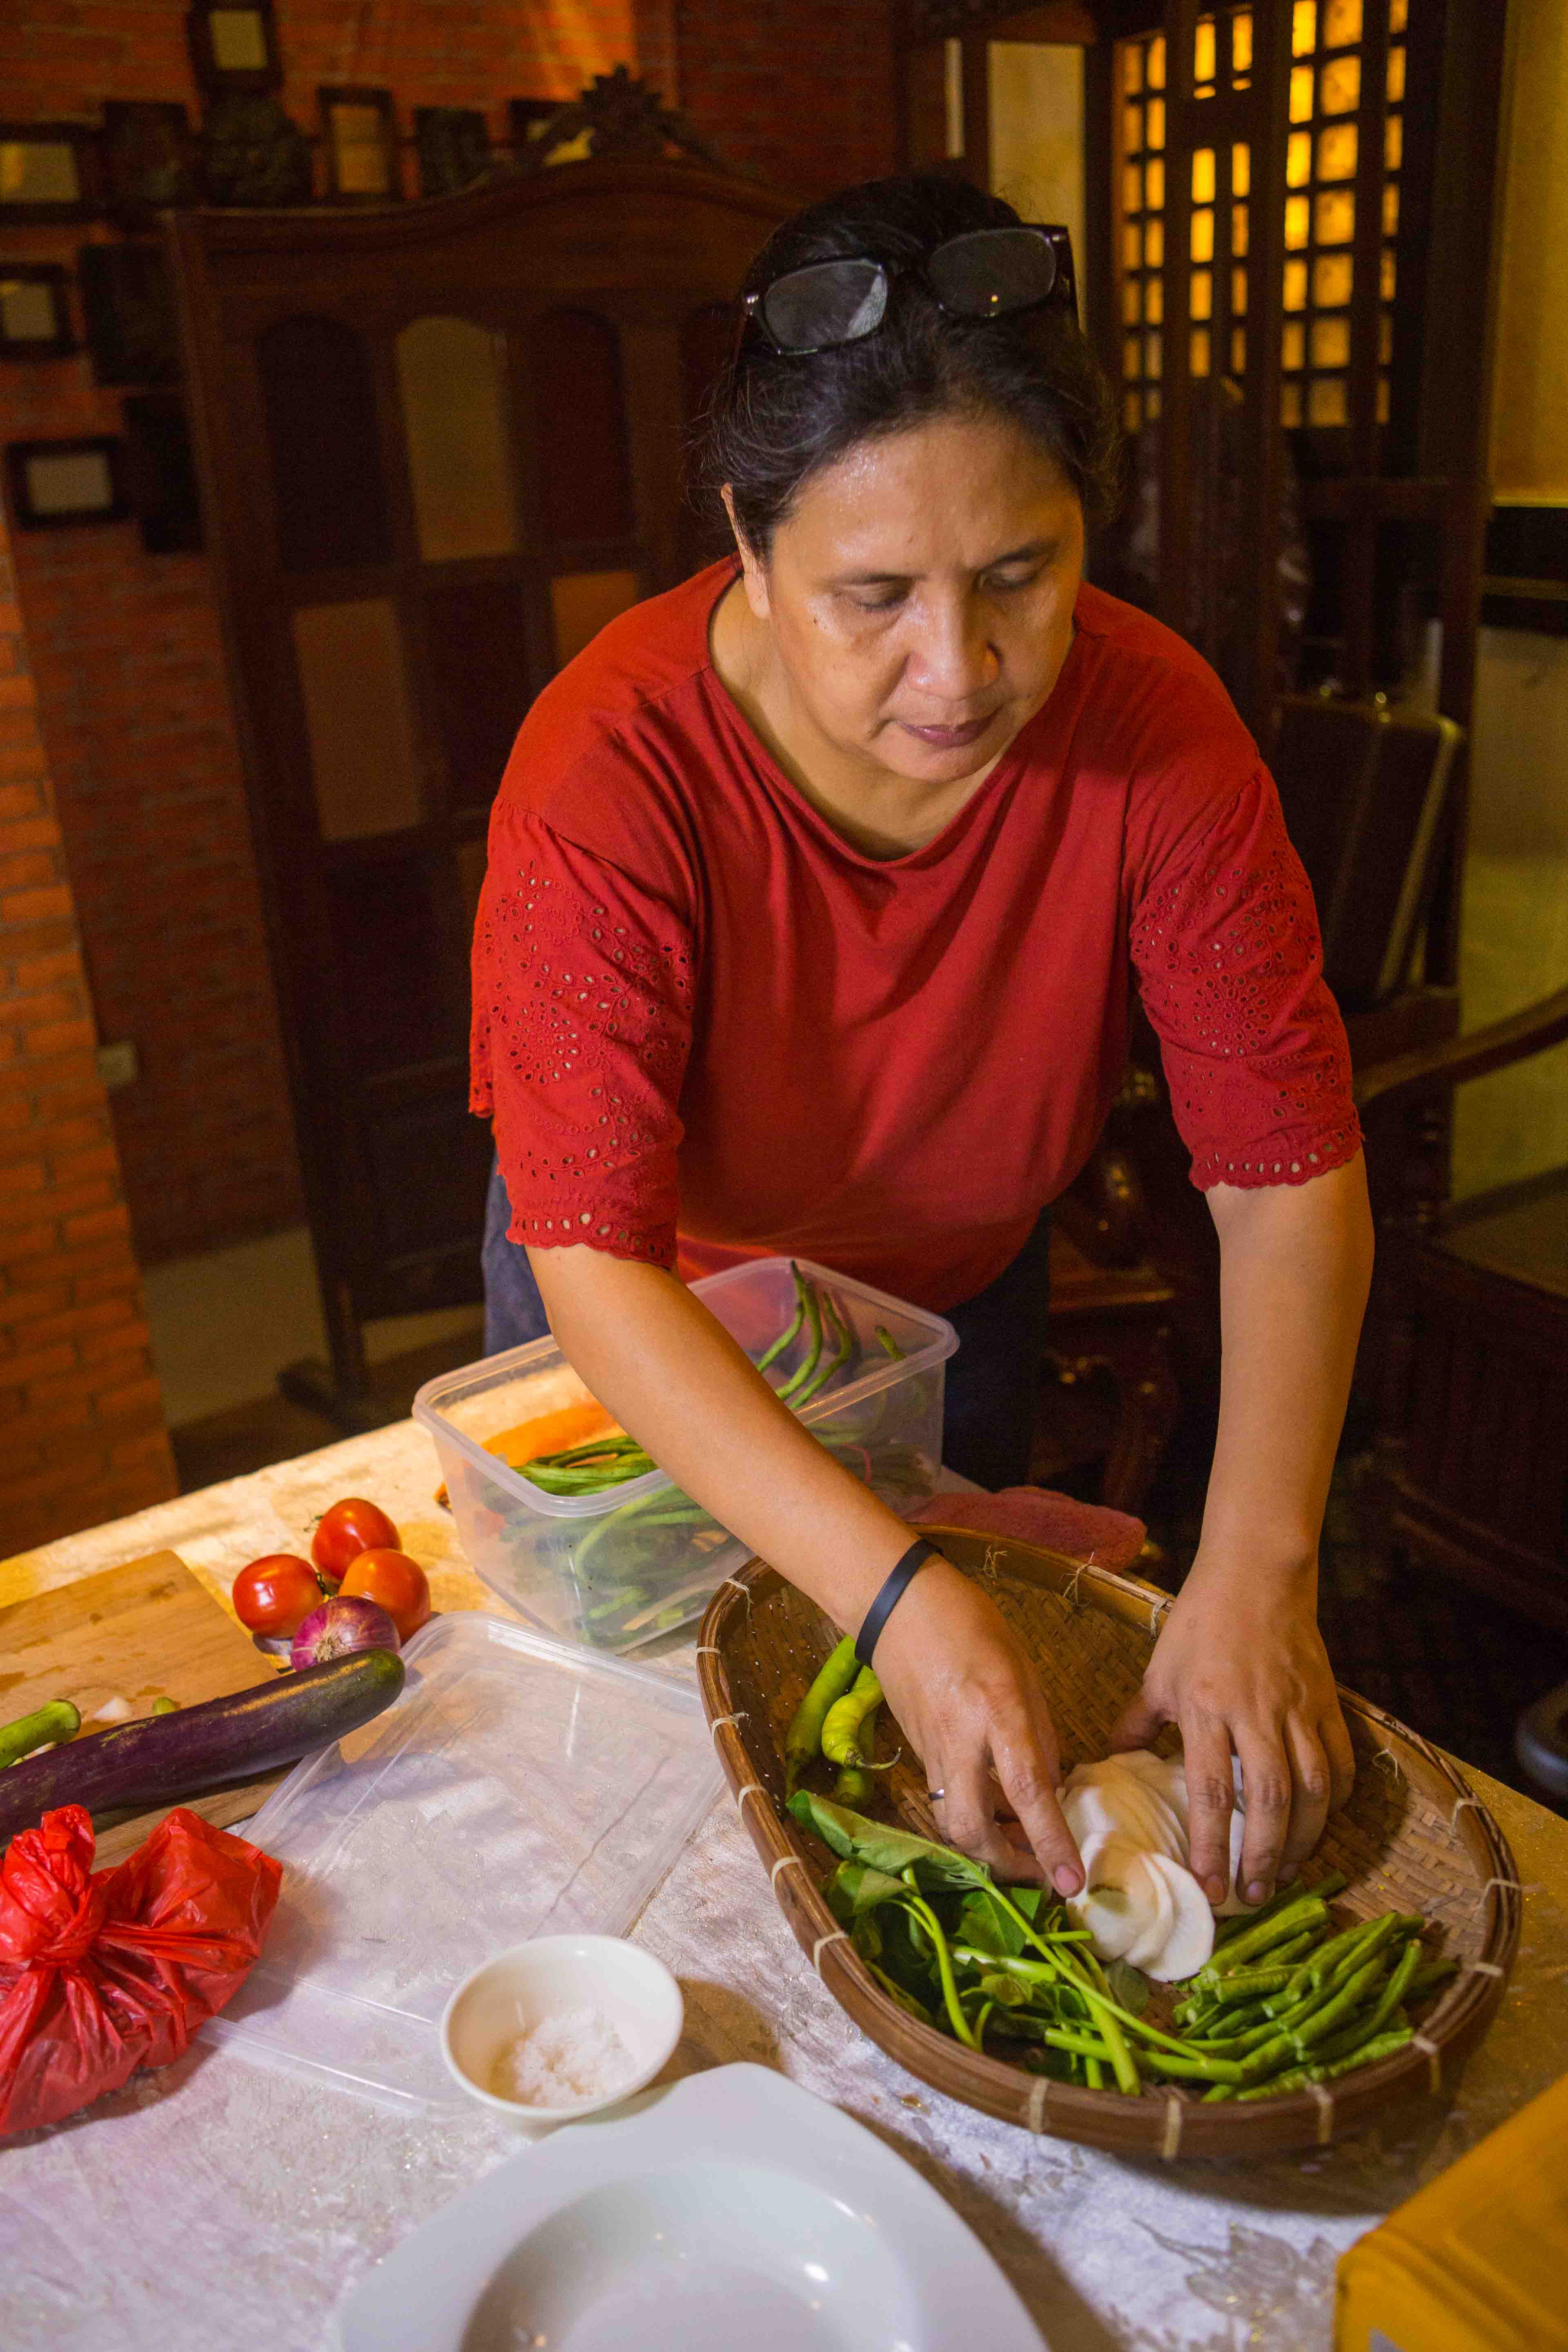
[169,161,782,1392]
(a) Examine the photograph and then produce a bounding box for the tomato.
[312,1497,400,1586]
[233,1554,323,1638]
[339,1549,432,1643]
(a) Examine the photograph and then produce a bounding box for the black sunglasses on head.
[741,225,1077,357]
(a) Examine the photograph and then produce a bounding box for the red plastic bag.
[0,1803,283,2135]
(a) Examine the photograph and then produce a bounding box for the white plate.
[339,2062,1047,2352]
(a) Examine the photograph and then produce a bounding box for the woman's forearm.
[1203,1153,1375,1572]
[526,1243,913,1632]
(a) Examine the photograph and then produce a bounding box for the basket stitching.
[719,1576,753,1614]
[710,1711,746,1742]
[1306,2081,1334,2143]
[1159,2095,1184,2160]
[1411,2031,1442,2092]
[812,1929,849,1972]
[1464,1958,1504,1980]
[695,1644,722,1659]
[1027,2074,1051,2134]
[772,1853,807,1886]
[735,1782,765,1816]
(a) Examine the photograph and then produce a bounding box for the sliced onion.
[291,1594,399,1669]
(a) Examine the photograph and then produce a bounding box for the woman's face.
[731,408,1085,790]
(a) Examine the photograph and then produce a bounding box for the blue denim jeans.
[481,1158,1049,1490]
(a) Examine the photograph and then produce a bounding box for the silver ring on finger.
[926,1787,945,1803]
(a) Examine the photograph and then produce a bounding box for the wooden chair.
[1354,983,1568,1634]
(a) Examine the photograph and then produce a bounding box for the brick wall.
[0,503,178,1554]
[0,0,895,1267]
[675,0,898,197]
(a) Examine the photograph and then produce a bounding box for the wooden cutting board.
[0,1551,293,1866]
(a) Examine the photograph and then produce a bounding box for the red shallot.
[291,1594,399,1669]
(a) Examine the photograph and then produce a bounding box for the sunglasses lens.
[927,228,1060,317]
[762,259,888,351]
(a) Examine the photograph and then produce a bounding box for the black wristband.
[855,1538,942,1668]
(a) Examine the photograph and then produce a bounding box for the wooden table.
[3,1416,1565,2352]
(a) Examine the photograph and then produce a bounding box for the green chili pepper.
[784,1637,860,1794]
[1196,1893,1330,1978]
[795,1290,854,1407]
[0,1699,78,1768]
[1233,2025,1413,2101]
[822,1668,885,1768]
[874,1325,904,1359]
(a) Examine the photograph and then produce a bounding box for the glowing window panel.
[1390,0,1407,26]
[1385,114,1403,171]
[1232,11,1253,74]
[1146,156,1165,208]
[1124,221,1142,270]
[1192,148,1216,203]
[1379,312,1393,363]
[1383,182,1400,236]
[1287,131,1312,188]
[1290,65,1315,122]
[1318,123,1358,180]
[1381,248,1396,301]
[1283,320,1306,371]
[1146,217,1165,268]
[1191,327,1211,376]
[1387,45,1406,101]
[1323,0,1362,45]
[1285,194,1311,249]
[1314,252,1353,306]
[1192,269,1214,320]
[1125,102,1144,153]
[1232,203,1249,256]
[1282,381,1304,425]
[1232,142,1250,196]
[1192,208,1215,263]
[1123,278,1143,324]
[1195,18,1216,86]
[1308,376,1348,425]
[1125,45,1143,93]
[1123,162,1143,213]
[1231,325,1246,372]
[1146,274,1164,323]
[1311,316,1351,368]
[1124,390,1143,431]
[1146,386,1162,419]
[1147,35,1166,87]
[1293,3,1317,58]
[1321,54,1361,112]
[1124,334,1143,380]
[1147,97,1165,148]
[1232,264,1249,314]
[1316,188,1355,243]
[1284,258,1309,311]
[1146,331,1163,380]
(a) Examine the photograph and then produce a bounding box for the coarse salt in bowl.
[440,1934,684,2126]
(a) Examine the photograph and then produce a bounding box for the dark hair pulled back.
[699,172,1122,564]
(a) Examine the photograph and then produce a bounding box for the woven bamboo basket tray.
[696,1528,1522,2160]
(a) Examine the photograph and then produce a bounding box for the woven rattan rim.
[696,1528,1522,2159]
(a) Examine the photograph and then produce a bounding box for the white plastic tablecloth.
[2,1419,1565,2352]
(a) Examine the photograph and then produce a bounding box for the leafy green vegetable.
[825,1858,906,1921]
[1105,1957,1151,2016]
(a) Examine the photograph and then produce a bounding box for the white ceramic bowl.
[440,1934,683,2125]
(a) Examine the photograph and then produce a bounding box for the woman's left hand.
[1107,1551,1356,1908]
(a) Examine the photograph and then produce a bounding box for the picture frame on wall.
[101,100,200,225]
[320,87,401,203]
[122,392,203,554]
[414,107,492,199]
[0,266,76,361]
[5,436,129,529]
[0,123,105,225]
[77,242,179,387]
[186,0,283,93]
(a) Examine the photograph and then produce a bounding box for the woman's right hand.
[869,1555,1085,1892]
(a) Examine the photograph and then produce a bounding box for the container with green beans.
[413,1253,960,1653]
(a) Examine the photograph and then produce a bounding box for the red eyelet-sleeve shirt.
[470,561,1361,1314]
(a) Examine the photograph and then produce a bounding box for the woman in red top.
[472,174,1372,1908]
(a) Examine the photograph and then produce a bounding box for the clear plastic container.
[413,1255,958,1653]
[203,1612,722,2113]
